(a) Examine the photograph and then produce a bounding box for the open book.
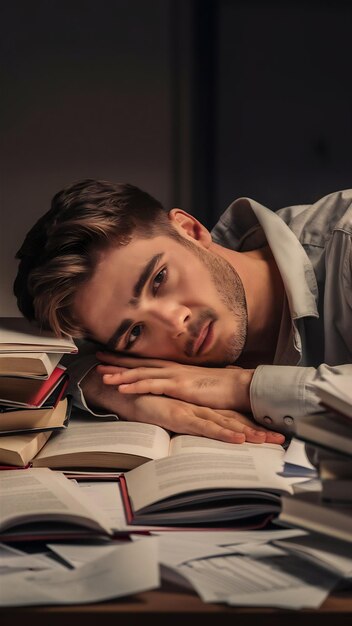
[30,417,284,473]
[31,419,177,469]
[30,420,292,527]
[0,468,114,541]
[116,435,293,527]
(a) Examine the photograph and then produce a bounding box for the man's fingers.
[102,367,173,386]
[263,432,286,444]
[117,378,176,396]
[118,380,166,395]
[190,408,275,444]
[216,409,285,445]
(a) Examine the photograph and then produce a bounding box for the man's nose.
[149,302,191,336]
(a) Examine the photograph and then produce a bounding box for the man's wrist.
[238,368,255,412]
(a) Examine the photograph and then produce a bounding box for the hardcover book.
[0,365,67,408]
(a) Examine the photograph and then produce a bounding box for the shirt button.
[263,416,272,424]
[283,415,294,425]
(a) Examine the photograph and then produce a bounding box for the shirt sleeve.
[250,363,352,435]
[61,346,119,419]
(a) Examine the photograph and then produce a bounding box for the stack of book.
[0,317,77,468]
[278,372,352,543]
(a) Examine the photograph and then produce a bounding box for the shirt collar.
[211,197,319,320]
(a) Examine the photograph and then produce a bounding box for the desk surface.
[1,582,351,626]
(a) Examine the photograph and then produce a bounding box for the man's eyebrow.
[106,253,164,350]
[131,253,164,303]
[106,318,133,351]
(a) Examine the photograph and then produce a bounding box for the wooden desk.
[1,581,351,626]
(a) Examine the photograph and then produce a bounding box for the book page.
[125,446,292,513]
[33,419,171,464]
[170,435,283,466]
[0,468,112,534]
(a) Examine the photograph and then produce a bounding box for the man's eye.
[153,267,167,294]
[126,324,143,348]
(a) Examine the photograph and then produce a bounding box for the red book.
[0,365,67,408]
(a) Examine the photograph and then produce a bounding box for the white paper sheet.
[0,536,159,606]
[156,535,232,566]
[47,540,126,568]
[177,553,339,608]
[281,438,317,476]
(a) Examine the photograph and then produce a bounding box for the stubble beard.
[184,241,248,365]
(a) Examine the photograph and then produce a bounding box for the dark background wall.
[215,0,352,219]
[0,0,174,315]
[1,0,351,314]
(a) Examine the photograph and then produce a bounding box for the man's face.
[73,233,248,365]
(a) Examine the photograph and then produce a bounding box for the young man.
[14,180,352,445]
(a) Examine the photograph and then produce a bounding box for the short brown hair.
[14,179,175,337]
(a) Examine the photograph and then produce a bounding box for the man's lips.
[193,320,214,356]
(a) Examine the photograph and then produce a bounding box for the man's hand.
[82,366,285,445]
[96,352,253,412]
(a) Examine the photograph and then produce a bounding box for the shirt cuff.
[250,364,319,435]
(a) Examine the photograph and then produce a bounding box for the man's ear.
[168,208,212,248]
